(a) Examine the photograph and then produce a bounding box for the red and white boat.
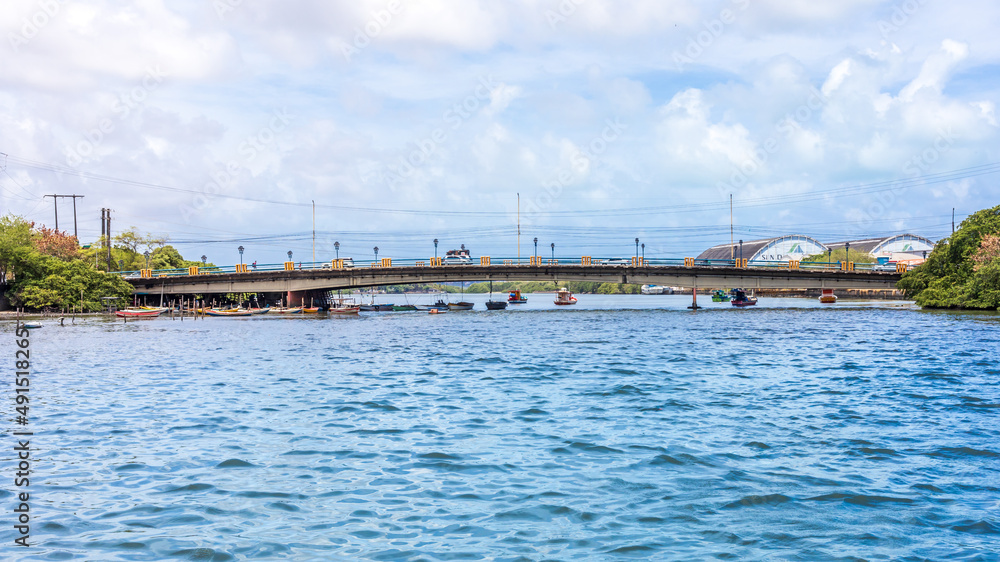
[554,288,578,305]
[819,288,837,303]
[116,307,167,318]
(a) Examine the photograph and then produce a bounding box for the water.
[5,295,1000,560]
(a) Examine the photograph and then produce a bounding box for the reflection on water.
[6,295,1000,560]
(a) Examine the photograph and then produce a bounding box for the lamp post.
[374,246,379,262]
[845,242,850,266]
[739,239,743,263]
[533,237,538,258]
[287,250,293,262]
[550,242,555,261]
[238,245,244,265]
[828,248,832,266]
[201,255,207,265]
[143,250,150,269]
[118,259,124,271]
[635,237,639,259]
[433,238,438,258]
[641,243,645,261]
[334,241,339,259]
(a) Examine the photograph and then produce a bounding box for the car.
[443,255,472,265]
[602,257,631,266]
[872,263,898,272]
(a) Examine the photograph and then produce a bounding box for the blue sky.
[1,0,998,265]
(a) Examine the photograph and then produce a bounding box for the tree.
[0,215,34,284]
[114,227,166,254]
[898,204,1000,310]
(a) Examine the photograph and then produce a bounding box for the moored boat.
[271,307,303,314]
[711,290,731,302]
[508,289,527,304]
[249,307,271,315]
[486,281,508,310]
[391,304,417,312]
[205,309,253,317]
[731,288,758,307]
[554,288,578,305]
[819,288,837,303]
[116,308,167,318]
[448,301,474,311]
[329,306,360,314]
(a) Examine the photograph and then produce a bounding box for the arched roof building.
[696,235,828,263]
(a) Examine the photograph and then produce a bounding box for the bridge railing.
[117,256,901,279]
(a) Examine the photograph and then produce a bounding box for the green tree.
[898,204,1000,310]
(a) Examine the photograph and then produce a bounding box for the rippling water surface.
[5,295,1000,560]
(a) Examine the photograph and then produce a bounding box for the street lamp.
[143,250,150,269]
[641,243,645,261]
[739,239,743,263]
[238,245,244,265]
[201,255,207,264]
[334,241,340,259]
[287,250,293,261]
[550,242,555,260]
[845,242,850,266]
[534,237,538,258]
[635,237,639,259]
[118,259,124,271]
[374,246,379,261]
[433,238,438,258]
[828,248,832,265]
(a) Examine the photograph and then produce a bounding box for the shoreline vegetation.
[898,204,1000,311]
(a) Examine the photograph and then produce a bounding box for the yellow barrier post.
[284,261,294,271]
[381,258,392,267]
[896,263,906,273]
[188,266,198,275]
[684,257,694,267]
[848,261,854,272]
[504,259,513,266]
[789,260,799,270]
[582,256,591,265]
[416,261,425,267]
[480,256,491,266]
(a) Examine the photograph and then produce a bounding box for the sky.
[1,0,998,265]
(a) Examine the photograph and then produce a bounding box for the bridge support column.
[687,281,701,310]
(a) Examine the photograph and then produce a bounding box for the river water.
[4,295,1000,560]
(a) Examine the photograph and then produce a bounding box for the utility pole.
[43,194,84,237]
[730,194,734,261]
[312,200,316,263]
[100,208,106,270]
[952,208,955,235]
[106,209,112,271]
[517,192,521,262]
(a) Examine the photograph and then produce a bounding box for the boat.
[302,307,321,313]
[271,307,303,314]
[429,308,448,314]
[554,288,578,305]
[249,307,271,315]
[711,290,731,302]
[819,288,837,303]
[486,282,508,310]
[329,305,360,315]
[116,308,166,318]
[391,304,417,311]
[20,323,43,329]
[641,284,672,295]
[448,301,474,311]
[416,296,450,311]
[205,309,253,317]
[508,289,528,304]
[360,304,394,311]
[731,288,758,307]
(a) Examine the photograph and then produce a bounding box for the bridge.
[125,257,903,296]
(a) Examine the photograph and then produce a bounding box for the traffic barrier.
[332,259,343,269]
[735,259,747,268]
[235,264,249,273]
[529,256,539,266]
[284,261,294,271]
[381,258,392,268]
[581,256,591,265]
[684,257,694,267]
[788,260,800,270]
[416,261,425,267]
[896,263,906,273]
[429,257,442,266]
[188,266,199,275]
[548,259,559,265]
[480,256,491,266]
[140,269,152,278]
[503,260,514,266]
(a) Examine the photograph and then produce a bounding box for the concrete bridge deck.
[128,263,902,295]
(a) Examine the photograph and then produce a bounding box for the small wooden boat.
[249,307,271,315]
[116,308,166,318]
[329,306,360,315]
[302,307,320,313]
[819,289,837,303]
[731,289,758,307]
[448,302,474,311]
[486,281,508,310]
[711,290,731,302]
[428,308,448,314]
[416,297,449,311]
[271,307,303,314]
[20,323,42,329]
[508,289,527,304]
[554,288,578,305]
[205,309,253,317]
[392,304,417,311]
